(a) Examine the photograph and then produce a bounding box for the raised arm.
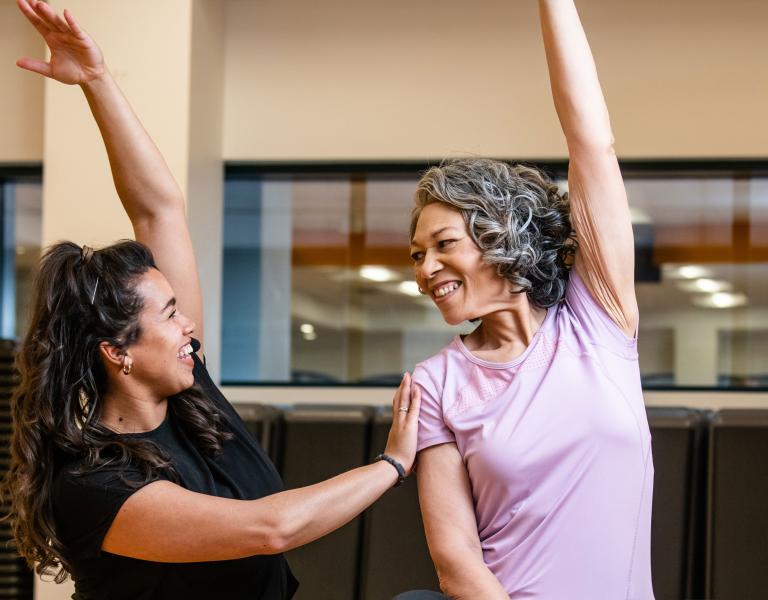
[16,0,205,352]
[106,374,420,561]
[539,0,638,336]
[417,443,509,599]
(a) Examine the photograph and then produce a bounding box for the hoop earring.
[122,358,133,375]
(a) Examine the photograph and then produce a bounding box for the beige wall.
[41,0,193,247]
[222,0,768,160]
[3,0,768,165]
[0,0,44,162]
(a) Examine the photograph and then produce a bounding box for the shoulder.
[53,458,146,504]
[412,339,462,396]
[52,458,152,560]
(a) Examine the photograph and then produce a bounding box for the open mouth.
[432,281,462,302]
[177,343,194,361]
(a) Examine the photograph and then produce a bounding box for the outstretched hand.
[16,0,104,85]
[383,372,422,476]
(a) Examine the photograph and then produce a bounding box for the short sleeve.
[565,269,638,358]
[413,364,455,452]
[53,466,149,561]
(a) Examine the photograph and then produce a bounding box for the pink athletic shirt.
[414,271,654,599]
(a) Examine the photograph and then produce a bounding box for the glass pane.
[629,176,767,387]
[0,178,42,340]
[222,168,768,388]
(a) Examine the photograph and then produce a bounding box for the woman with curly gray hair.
[408,1,653,599]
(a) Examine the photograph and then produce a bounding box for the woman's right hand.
[16,0,105,85]
[383,372,422,476]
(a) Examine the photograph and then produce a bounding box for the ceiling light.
[299,323,315,335]
[359,266,398,282]
[678,278,732,294]
[692,292,748,309]
[676,265,710,279]
[711,292,747,308]
[695,279,731,293]
[398,281,421,297]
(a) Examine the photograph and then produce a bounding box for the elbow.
[431,543,497,598]
[263,504,312,554]
[569,133,616,157]
[262,528,288,555]
[437,574,459,599]
[434,557,467,598]
[133,198,185,222]
[249,512,292,555]
[565,112,616,156]
[437,573,473,600]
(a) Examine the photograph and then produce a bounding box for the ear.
[99,341,127,369]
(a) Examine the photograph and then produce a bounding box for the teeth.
[434,283,459,298]
[177,344,193,359]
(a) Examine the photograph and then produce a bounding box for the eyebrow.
[161,297,177,313]
[410,226,462,247]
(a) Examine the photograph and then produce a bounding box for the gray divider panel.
[281,405,373,600]
[707,409,768,600]
[360,408,440,600]
[233,403,283,466]
[647,407,709,600]
[0,340,33,599]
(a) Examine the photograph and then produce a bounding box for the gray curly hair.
[410,158,577,308]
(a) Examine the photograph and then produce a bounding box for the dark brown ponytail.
[1,240,231,581]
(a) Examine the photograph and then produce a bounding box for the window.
[217,162,768,388]
[0,170,42,340]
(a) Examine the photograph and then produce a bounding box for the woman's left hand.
[383,372,422,476]
[16,0,105,85]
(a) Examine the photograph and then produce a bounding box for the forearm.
[261,460,399,552]
[539,0,613,149]
[80,71,184,222]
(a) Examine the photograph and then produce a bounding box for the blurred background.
[1,0,767,597]
[2,0,766,394]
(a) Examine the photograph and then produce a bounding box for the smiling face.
[123,269,196,397]
[410,202,514,325]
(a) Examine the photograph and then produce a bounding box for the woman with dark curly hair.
[408,1,653,598]
[4,1,421,599]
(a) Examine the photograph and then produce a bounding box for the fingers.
[407,382,422,423]
[391,373,406,413]
[16,0,50,37]
[33,0,70,33]
[398,372,412,418]
[16,57,52,78]
[63,9,87,40]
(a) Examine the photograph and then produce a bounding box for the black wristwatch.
[375,453,406,487]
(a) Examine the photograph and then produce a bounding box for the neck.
[466,297,548,352]
[100,385,168,434]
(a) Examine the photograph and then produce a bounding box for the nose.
[179,312,195,336]
[416,248,443,287]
